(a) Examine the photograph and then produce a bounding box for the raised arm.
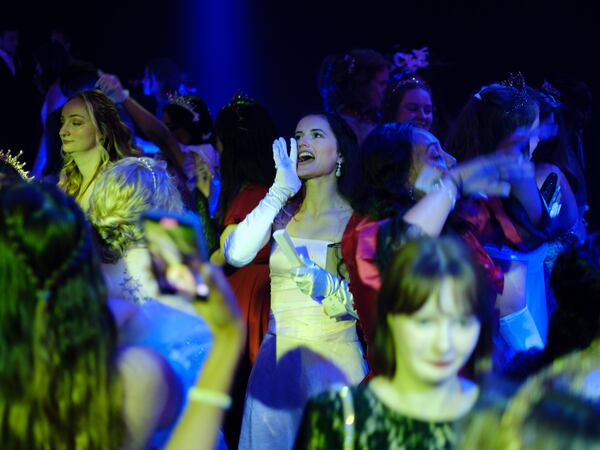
[222,138,302,267]
[166,264,244,450]
[96,72,185,170]
[403,151,534,236]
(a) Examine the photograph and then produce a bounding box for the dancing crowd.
[1,24,599,450]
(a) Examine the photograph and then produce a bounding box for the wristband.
[188,387,232,409]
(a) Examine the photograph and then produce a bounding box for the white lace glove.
[95,71,129,104]
[224,138,301,267]
[291,254,358,320]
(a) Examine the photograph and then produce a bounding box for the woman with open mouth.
[222,112,366,450]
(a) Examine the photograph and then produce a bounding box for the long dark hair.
[0,182,125,449]
[300,112,360,201]
[350,122,415,219]
[445,83,539,162]
[318,48,388,120]
[532,88,587,202]
[215,95,277,226]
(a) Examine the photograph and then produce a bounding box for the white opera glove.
[322,282,359,320]
[291,254,341,300]
[224,138,301,268]
[291,254,358,320]
[273,137,302,197]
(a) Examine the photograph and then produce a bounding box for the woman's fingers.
[273,139,282,168]
[289,138,298,166]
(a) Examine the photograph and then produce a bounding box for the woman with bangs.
[58,89,136,210]
[295,236,493,449]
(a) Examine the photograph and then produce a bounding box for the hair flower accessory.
[393,47,429,75]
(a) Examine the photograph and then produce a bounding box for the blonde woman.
[88,156,224,448]
[59,89,136,210]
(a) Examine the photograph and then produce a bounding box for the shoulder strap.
[338,385,356,450]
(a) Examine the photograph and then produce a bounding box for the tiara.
[500,71,527,91]
[167,93,200,122]
[227,92,254,129]
[390,74,428,94]
[228,91,252,108]
[0,149,34,181]
[541,80,561,98]
[138,157,158,191]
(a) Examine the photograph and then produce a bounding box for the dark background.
[6,0,600,228]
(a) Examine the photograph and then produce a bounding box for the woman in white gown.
[222,113,367,449]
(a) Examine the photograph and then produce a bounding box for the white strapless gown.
[239,237,367,450]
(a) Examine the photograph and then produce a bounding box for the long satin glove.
[224,138,301,267]
[291,254,358,320]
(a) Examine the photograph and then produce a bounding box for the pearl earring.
[335,160,342,177]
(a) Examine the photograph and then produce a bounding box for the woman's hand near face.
[272,137,302,197]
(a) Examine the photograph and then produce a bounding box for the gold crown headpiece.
[167,93,200,122]
[0,149,34,182]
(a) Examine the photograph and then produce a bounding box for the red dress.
[342,212,386,377]
[222,184,272,448]
[223,184,272,364]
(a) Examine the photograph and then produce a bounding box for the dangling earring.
[335,159,342,177]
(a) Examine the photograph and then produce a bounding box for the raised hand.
[95,71,129,104]
[448,152,534,198]
[272,137,302,197]
[496,123,558,158]
[290,254,340,300]
[193,264,244,340]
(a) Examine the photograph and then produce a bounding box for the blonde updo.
[88,157,184,262]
